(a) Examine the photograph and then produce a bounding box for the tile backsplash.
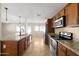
[55,27,79,41]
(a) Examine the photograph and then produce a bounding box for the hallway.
[23,37,51,56]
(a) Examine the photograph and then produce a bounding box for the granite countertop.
[48,33,79,55]
[56,40,79,55]
[0,34,30,41]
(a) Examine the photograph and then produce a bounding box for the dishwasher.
[50,37,57,56]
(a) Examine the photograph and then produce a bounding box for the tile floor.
[23,37,51,56]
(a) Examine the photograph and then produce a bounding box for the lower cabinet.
[57,42,78,56]
[57,43,67,56]
[67,49,78,56]
[24,38,27,50]
[18,38,25,56]
[0,35,31,56]
[27,35,30,46]
[1,41,18,56]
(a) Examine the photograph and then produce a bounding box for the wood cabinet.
[57,43,67,56]
[65,3,79,26]
[47,19,54,33]
[53,16,56,21]
[55,14,60,19]
[57,42,78,56]
[59,9,65,17]
[55,9,65,20]
[67,49,78,56]
[24,38,27,50]
[18,38,25,56]
[0,35,31,56]
[1,41,18,56]
[51,3,79,27]
[27,35,30,46]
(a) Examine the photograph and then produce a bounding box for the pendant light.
[5,7,8,21]
[19,16,21,36]
[19,16,21,25]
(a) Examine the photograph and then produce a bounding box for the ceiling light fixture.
[19,16,21,36]
[5,7,8,21]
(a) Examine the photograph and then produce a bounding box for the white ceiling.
[1,3,67,23]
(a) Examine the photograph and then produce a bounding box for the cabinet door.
[53,16,56,21]
[57,43,67,56]
[59,9,65,17]
[2,41,17,56]
[24,37,27,50]
[27,35,30,46]
[67,49,78,56]
[65,4,78,26]
[55,14,60,20]
[47,19,54,33]
[18,39,25,56]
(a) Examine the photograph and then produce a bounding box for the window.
[34,25,40,31]
[34,25,45,32]
[27,26,31,34]
[16,25,25,36]
[40,26,45,32]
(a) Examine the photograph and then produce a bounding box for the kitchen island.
[0,34,31,56]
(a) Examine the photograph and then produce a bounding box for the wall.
[26,23,45,38]
[55,27,79,41]
[0,4,1,35]
[2,23,26,37]
[2,23,16,37]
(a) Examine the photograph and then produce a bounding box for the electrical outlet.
[3,45,6,48]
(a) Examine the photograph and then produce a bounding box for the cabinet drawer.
[57,43,67,56]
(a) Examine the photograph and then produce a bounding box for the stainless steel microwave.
[53,16,66,28]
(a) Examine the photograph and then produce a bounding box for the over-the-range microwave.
[53,16,66,28]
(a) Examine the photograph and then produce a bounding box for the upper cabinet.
[47,19,54,33]
[52,16,56,21]
[53,9,65,28]
[59,9,65,17]
[55,14,60,20]
[55,9,65,20]
[51,3,79,28]
[48,3,79,29]
[65,3,79,26]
